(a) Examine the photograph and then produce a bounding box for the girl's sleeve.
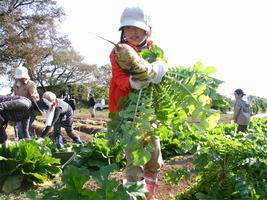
[110,49,131,92]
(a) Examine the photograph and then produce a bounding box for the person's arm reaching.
[41,107,62,137]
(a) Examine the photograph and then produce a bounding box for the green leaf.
[123,181,148,199]
[132,148,151,166]
[62,165,89,191]
[2,175,23,193]
[203,66,216,74]
[92,163,117,188]
[194,61,203,71]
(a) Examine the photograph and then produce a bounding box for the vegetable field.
[1,1,266,199]
[1,45,267,199]
[1,113,267,199]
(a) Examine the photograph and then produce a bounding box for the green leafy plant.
[26,164,147,200]
[107,44,224,166]
[173,118,267,200]
[0,139,61,193]
[70,131,125,171]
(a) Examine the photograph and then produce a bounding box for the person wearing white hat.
[108,5,166,200]
[13,66,40,139]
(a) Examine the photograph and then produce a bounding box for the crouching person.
[37,91,82,148]
[0,95,43,144]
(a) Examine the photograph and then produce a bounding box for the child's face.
[123,26,148,46]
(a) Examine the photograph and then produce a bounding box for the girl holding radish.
[109,5,168,200]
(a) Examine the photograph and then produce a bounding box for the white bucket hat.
[14,67,30,79]
[119,6,151,32]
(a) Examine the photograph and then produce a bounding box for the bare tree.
[0,0,64,76]
[34,46,97,91]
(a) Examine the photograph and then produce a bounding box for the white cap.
[14,66,30,79]
[119,6,151,32]
[42,91,57,105]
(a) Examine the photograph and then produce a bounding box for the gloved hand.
[130,62,156,81]
[36,137,44,143]
[114,43,156,81]
[150,61,169,84]
[129,76,151,90]
[131,61,168,83]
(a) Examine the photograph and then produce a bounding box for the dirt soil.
[5,110,197,199]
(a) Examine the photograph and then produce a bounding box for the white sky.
[1,0,266,99]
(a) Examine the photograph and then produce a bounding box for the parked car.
[95,99,108,110]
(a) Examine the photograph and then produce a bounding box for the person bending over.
[37,91,82,148]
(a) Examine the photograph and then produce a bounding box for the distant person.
[88,94,96,118]
[68,94,76,112]
[233,89,251,132]
[0,96,42,143]
[63,92,69,101]
[13,66,40,139]
[36,91,82,148]
[64,94,76,112]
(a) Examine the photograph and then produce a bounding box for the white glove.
[151,61,169,84]
[36,137,44,143]
[129,76,151,90]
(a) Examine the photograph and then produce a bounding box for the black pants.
[54,120,80,142]
[238,125,248,132]
[0,126,7,143]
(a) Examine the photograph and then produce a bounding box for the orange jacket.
[108,41,152,113]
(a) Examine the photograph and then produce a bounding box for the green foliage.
[165,168,191,185]
[107,89,158,166]
[211,95,232,113]
[143,47,224,131]
[140,44,167,63]
[107,44,225,166]
[38,63,111,107]
[26,164,147,200]
[160,123,201,158]
[38,83,89,101]
[251,96,267,114]
[153,63,221,130]
[0,140,61,193]
[173,118,267,200]
[70,131,125,171]
[89,81,110,102]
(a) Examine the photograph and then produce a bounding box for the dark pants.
[17,113,35,139]
[238,125,248,132]
[0,126,7,144]
[54,119,81,147]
